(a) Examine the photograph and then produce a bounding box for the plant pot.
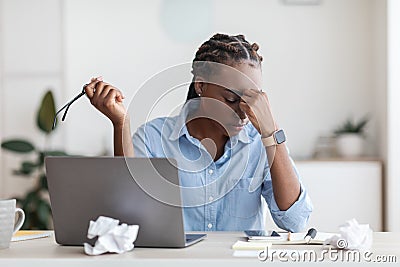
[336,133,365,158]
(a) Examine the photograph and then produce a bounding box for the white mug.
[0,199,25,249]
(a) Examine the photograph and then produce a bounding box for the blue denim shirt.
[132,101,313,232]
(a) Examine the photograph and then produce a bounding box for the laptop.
[45,157,206,248]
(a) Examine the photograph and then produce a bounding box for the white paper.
[326,218,373,251]
[83,216,139,256]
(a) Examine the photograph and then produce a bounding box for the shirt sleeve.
[261,155,313,233]
[132,123,156,158]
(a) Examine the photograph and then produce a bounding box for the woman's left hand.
[239,89,277,137]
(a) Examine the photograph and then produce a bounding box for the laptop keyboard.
[185,234,203,242]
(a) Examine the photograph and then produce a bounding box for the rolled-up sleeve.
[261,161,313,233]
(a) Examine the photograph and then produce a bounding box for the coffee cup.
[0,199,25,249]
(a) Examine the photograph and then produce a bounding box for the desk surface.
[1,232,399,266]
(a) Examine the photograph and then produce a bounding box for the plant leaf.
[355,117,369,132]
[43,150,69,157]
[1,139,35,153]
[39,152,45,165]
[39,174,48,190]
[13,161,38,176]
[334,116,369,135]
[37,199,50,225]
[22,190,40,211]
[37,90,56,134]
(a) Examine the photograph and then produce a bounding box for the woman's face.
[196,62,263,137]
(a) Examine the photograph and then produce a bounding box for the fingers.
[104,88,124,105]
[82,77,128,125]
[242,88,261,96]
[239,101,251,114]
[240,89,267,105]
[93,81,108,99]
[99,84,118,99]
[261,92,271,104]
[240,94,256,106]
[85,77,118,97]
[85,77,125,110]
[104,89,118,107]
[106,86,124,102]
[238,88,276,136]
[239,88,267,120]
[84,80,98,99]
[84,76,102,98]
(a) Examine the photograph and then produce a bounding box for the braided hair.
[187,33,263,100]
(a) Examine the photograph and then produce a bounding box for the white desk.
[0,232,399,266]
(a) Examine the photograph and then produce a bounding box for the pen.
[304,228,317,244]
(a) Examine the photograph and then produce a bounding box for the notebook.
[247,232,337,245]
[232,240,272,250]
[233,232,338,250]
[12,231,52,242]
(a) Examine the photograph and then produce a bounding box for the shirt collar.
[168,100,196,141]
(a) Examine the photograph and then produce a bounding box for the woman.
[84,33,312,232]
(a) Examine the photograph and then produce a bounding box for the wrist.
[113,115,130,130]
[260,122,278,138]
[261,129,286,147]
[260,127,278,138]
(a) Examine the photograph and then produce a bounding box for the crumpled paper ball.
[83,216,139,256]
[326,218,373,251]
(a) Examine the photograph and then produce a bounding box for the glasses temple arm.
[52,89,86,130]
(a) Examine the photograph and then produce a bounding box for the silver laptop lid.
[45,157,187,247]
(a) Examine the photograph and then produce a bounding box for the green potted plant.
[1,90,68,229]
[334,116,369,157]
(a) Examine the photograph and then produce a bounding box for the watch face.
[275,129,286,144]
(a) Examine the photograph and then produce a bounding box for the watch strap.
[261,135,276,147]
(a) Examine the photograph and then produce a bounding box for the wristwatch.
[261,129,286,147]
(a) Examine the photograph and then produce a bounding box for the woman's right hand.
[84,77,128,127]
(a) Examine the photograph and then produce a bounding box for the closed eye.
[225,97,239,103]
[224,88,242,103]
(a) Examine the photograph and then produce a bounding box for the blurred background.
[0,0,399,232]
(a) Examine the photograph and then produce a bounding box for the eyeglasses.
[52,84,88,130]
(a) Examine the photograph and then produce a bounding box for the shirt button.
[208,196,214,201]
[207,223,213,229]
[208,169,214,175]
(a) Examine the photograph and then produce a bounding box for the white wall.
[0,0,391,227]
[372,0,387,161]
[387,0,400,232]
[61,0,384,159]
[218,0,381,159]
[0,0,64,198]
